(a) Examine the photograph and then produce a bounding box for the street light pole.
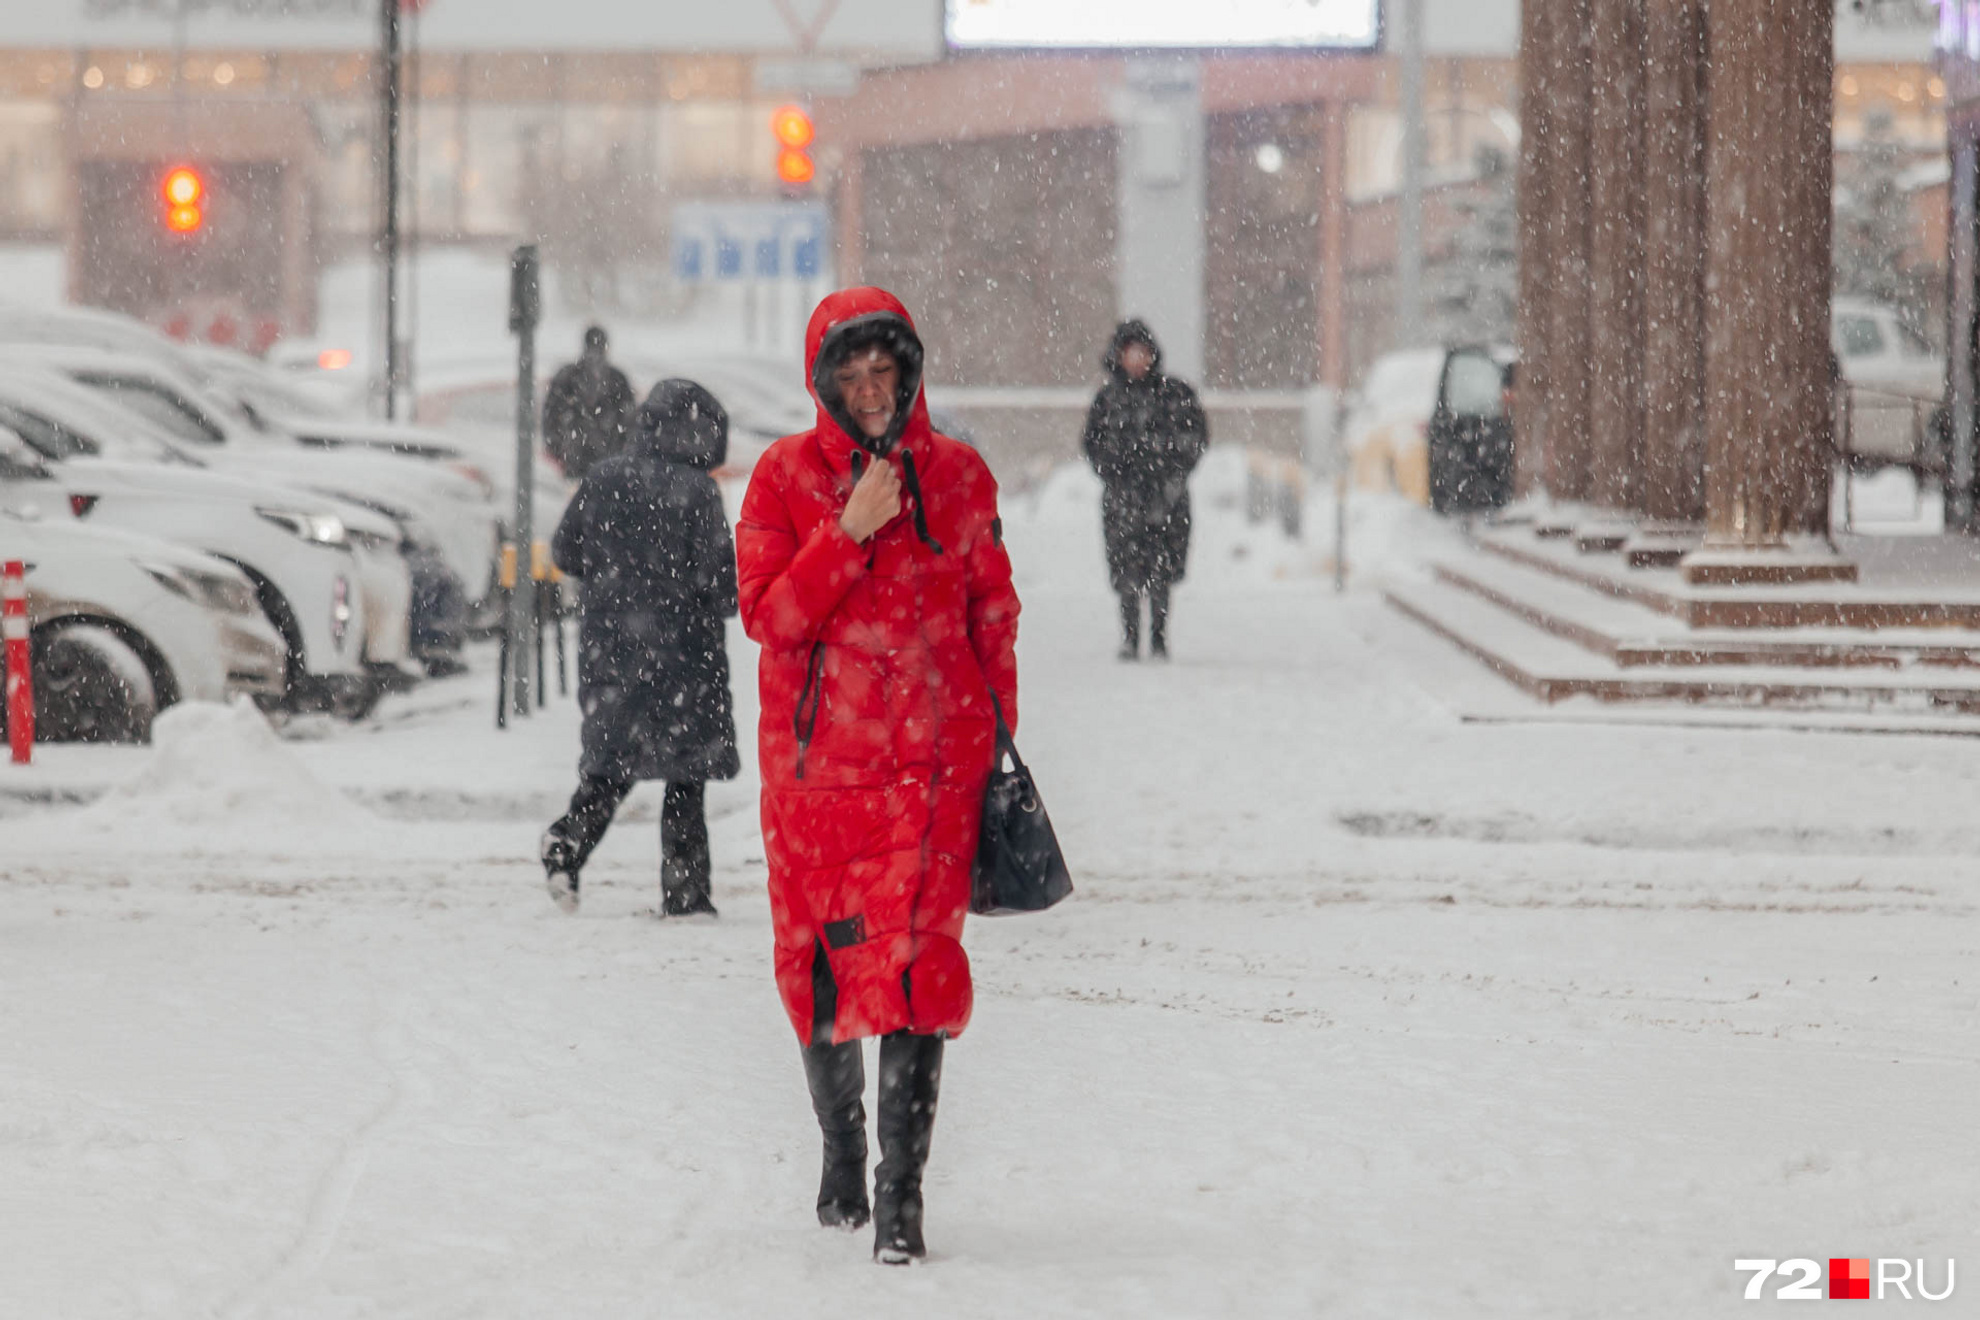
[1395,0,1427,348]
[380,0,403,419]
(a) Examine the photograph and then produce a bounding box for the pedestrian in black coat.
[540,378,741,917]
[542,325,637,480]
[1081,320,1209,659]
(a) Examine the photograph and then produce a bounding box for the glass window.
[1443,352,1506,418]
[1837,315,1885,358]
[0,402,93,459]
[74,375,225,447]
[0,424,51,481]
[1896,320,1937,359]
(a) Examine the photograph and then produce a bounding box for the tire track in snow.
[210,1000,410,1320]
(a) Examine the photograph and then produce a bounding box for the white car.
[0,344,502,609]
[1340,347,1458,507]
[1831,296,1944,466]
[0,500,285,743]
[182,342,572,568]
[0,417,399,719]
[0,366,423,687]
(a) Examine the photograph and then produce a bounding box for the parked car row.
[0,301,533,741]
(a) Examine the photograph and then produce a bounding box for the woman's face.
[1120,342,1155,380]
[834,346,900,440]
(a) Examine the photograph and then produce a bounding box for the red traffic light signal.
[162,166,205,234]
[772,105,815,189]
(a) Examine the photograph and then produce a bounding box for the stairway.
[1383,525,1980,719]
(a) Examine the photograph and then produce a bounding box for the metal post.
[552,569,569,696]
[380,0,403,419]
[495,542,514,728]
[533,540,548,709]
[1395,0,1426,349]
[509,244,541,716]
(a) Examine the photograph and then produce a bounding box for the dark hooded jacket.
[551,379,741,784]
[1081,321,1209,591]
[543,353,636,480]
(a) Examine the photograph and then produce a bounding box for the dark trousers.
[550,775,710,906]
[1118,581,1170,653]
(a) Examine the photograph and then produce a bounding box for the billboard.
[945,0,1382,51]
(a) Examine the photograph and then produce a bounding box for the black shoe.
[662,893,719,918]
[1116,641,1139,662]
[541,830,579,914]
[1149,637,1168,661]
[801,1041,870,1230]
[873,1031,943,1264]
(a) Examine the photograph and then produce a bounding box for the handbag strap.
[987,691,1025,772]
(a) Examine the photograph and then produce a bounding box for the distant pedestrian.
[543,325,636,480]
[1081,320,1208,660]
[540,379,740,918]
[737,286,1020,1264]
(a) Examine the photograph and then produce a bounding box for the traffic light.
[772,104,816,190]
[162,166,204,234]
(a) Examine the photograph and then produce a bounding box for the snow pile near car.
[78,699,368,842]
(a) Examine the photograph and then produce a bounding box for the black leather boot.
[801,1041,869,1229]
[873,1031,944,1264]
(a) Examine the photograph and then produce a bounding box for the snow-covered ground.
[5,454,1978,1318]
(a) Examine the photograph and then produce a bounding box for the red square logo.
[1830,1258,1871,1300]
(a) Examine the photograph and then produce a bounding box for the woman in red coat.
[737,287,1020,1264]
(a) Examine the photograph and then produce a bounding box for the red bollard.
[3,559,31,764]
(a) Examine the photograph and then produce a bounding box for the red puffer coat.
[738,288,1020,1046]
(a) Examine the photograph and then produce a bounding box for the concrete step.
[1475,528,1980,630]
[1382,574,1980,713]
[1429,554,1980,670]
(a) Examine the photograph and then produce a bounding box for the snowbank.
[77,700,368,843]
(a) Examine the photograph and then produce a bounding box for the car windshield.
[1896,320,1937,359]
[76,374,226,446]
[1836,315,1885,358]
[0,424,52,481]
[1443,352,1507,418]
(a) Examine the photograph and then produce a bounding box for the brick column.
[1698,0,1835,552]
[1514,0,1554,497]
[1543,0,1595,502]
[1586,0,1647,514]
[1641,0,1708,523]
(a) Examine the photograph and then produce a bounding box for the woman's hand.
[840,457,902,543]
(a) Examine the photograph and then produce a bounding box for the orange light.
[317,348,354,371]
[776,147,816,186]
[162,166,203,207]
[166,203,204,233]
[771,105,815,150]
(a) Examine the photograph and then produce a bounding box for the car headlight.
[257,507,349,547]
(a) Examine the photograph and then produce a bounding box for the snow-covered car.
[0,366,464,673]
[0,493,285,743]
[0,417,393,718]
[181,343,572,557]
[1831,296,1945,466]
[1343,346,1515,507]
[0,344,502,611]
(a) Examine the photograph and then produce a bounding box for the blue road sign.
[672,201,831,284]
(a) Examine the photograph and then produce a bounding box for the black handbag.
[971,695,1073,916]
